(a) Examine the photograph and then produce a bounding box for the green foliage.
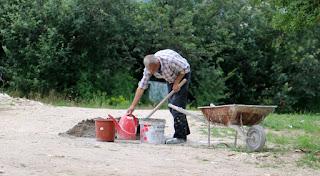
[86,90,109,107]
[110,71,137,101]
[0,0,319,112]
[0,0,140,100]
[269,29,320,113]
[106,95,130,107]
[252,0,320,32]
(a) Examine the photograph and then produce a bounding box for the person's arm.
[173,73,185,92]
[127,87,145,114]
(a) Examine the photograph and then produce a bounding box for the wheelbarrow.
[168,104,277,152]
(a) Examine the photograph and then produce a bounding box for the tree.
[253,0,320,32]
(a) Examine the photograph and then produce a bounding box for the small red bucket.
[95,119,115,142]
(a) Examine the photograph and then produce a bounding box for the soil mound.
[0,93,45,106]
[59,118,101,138]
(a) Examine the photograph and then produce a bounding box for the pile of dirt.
[0,93,45,106]
[59,118,101,138]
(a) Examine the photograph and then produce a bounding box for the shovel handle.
[168,103,208,124]
[145,78,187,119]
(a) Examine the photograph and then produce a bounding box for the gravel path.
[0,93,318,176]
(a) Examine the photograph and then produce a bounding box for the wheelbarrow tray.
[199,104,277,127]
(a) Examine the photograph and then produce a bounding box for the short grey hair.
[143,55,159,69]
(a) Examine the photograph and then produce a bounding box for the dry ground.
[0,93,319,176]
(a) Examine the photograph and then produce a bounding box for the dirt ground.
[0,93,319,176]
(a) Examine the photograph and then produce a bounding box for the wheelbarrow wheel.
[246,125,266,152]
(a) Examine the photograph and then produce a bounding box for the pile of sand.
[59,118,100,138]
[0,93,45,106]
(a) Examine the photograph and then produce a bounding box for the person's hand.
[127,105,135,114]
[173,83,180,92]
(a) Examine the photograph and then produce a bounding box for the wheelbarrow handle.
[168,103,208,124]
[145,79,187,119]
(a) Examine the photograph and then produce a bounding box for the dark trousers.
[167,72,191,140]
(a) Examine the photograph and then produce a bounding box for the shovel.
[145,78,187,119]
[168,103,208,124]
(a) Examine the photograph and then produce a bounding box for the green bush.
[106,95,130,106]
[1,0,319,112]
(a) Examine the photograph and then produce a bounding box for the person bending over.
[127,49,191,144]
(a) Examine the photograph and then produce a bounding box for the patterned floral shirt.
[138,49,190,89]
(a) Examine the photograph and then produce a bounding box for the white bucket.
[139,118,166,144]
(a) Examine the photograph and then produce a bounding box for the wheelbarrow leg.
[208,121,210,147]
[234,131,238,147]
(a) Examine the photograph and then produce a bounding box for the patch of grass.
[273,153,278,158]
[231,146,254,153]
[264,113,320,169]
[265,113,320,134]
[260,163,280,168]
[52,102,74,107]
[265,114,320,150]
[294,134,320,152]
[297,152,320,168]
[0,103,15,106]
[266,133,294,146]
[202,159,209,162]
[260,146,286,153]
[200,126,237,138]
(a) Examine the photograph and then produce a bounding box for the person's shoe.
[165,138,186,144]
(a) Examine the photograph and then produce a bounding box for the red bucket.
[95,119,115,142]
